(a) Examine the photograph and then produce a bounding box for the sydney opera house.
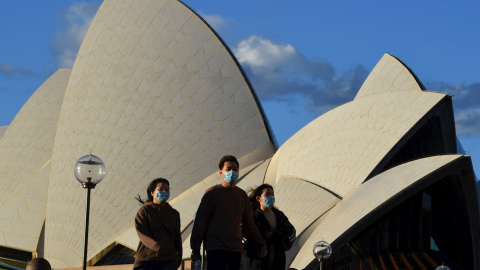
[0,0,478,269]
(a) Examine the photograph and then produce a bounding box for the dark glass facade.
[0,246,31,263]
[0,246,31,269]
[93,244,135,266]
[308,175,473,270]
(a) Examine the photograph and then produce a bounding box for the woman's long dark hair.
[135,178,170,204]
[247,183,274,211]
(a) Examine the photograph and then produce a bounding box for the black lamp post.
[313,241,332,270]
[74,154,106,270]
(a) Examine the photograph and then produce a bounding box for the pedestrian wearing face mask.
[242,184,296,270]
[191,155,266,270]
[134,178,182,270]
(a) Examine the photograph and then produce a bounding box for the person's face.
[219,161,239,178]
[256,187,274,204]
[151,182,170,203]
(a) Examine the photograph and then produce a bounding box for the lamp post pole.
[74,155,106,270]
[83,178,94,270]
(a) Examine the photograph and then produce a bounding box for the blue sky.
[1,0,479,173]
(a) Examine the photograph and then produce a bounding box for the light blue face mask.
[224,171,239,184]
[263,195,275,208]
[156,191,170,202]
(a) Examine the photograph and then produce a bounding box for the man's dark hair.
[218,155,239,170]
[135,178,170,204]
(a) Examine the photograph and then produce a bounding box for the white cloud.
[455,108,480,135]
[200,13,227,31]
[0,63,35,77]
[52,2,100,68]
[427,81,480,135]
[233,36,367,113]
[235,36,297,68]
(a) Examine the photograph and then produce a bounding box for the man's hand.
[191,251,202,267]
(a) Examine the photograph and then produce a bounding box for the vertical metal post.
[319,260,323,270]
[76,156,105,270]
[83,180,92,270]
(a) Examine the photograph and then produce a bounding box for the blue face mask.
[263,195,275,208]
[156,191,170,202]
[224,171,239,184]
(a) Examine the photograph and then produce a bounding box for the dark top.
[242,208,296,270]
[191,184,265,254]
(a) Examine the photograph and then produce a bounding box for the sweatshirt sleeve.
[135,206,160,252]
[174,211,183,263]
[241,194,266,247]
[190,191,212,254]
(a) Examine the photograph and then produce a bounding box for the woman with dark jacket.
[133,178,182,270]
[242,184,296,270]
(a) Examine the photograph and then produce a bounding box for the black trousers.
[206,249,242,270]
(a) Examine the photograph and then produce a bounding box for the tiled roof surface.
[43,0,274,267]
[291,155,464,268]
[0,69,70,251]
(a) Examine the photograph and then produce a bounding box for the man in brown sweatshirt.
[191,155,266,270]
